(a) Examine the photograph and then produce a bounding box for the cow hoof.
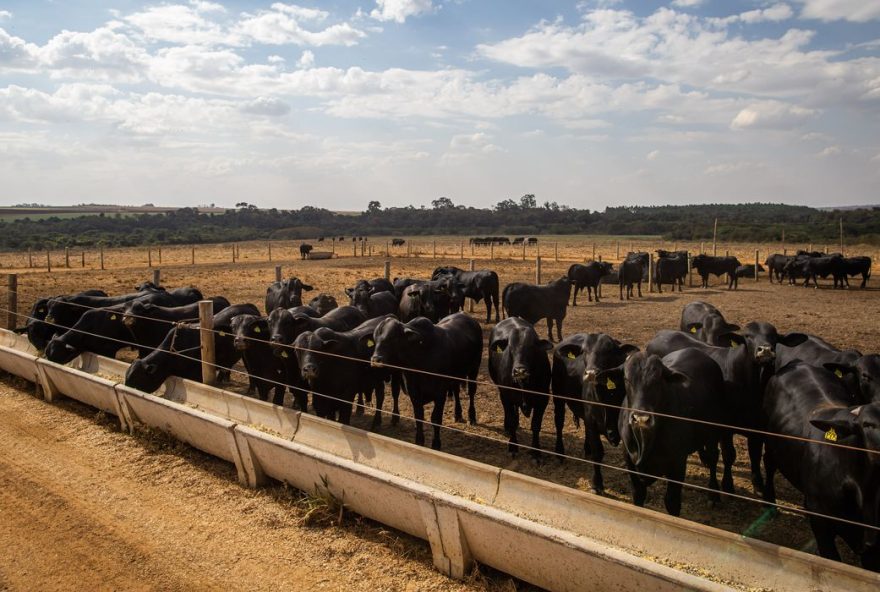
[454,415,464,423]
[468,413,477,425]
[722,481,735,495]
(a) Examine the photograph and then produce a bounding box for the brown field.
[1,235,879,587]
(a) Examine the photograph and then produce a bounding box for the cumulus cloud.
[239,96,290,116]
[712,4,794,25]
[297,50,315,68]
[371,0,434,23]
[235,5,365,46]
[817,145,841,157]
[671,0,705,7]
[794,0,880,23]
[647,149,660,160]
[0,10,12,20]
[730,101,817,130]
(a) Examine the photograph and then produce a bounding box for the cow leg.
[413,402,426,447]
[664,460,686,516]
[551,396,567,458]
[630,471,648,508]
[747,435,765,494]
[467,372,478,425]
[529,396,547,462]
[555,317,563,342]
[703,439,723,505]
[586,423,605,494]
[656,280,662,294]
[371,380,384,431]
[338,402,353,426]
[619,283,624,300]
[430,397,444,450]
[636,280,642,298]
[546,318,553,342]
[719,432,735,494]
[762,447,778,505]
[390,373,401,426]
[571,286,578,306]
[594,285,601,303]
[861,273,868,289]
[452,383,464,423]
[810,518,842,561]
[355,391,365,416]
[272,383,285,407]
[501,395,519,455]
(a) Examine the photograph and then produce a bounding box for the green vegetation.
[0,200,877,251]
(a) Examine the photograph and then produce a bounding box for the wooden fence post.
[6,274,17,331]
[433,241,436,259]
[27,248,32,269]
[490,243,494,261]
[100,246,104,270]
[535,256,542,284]
[65,247,70,268]
[158,247,162,264]
[554,242,558,262]
[46,250,51,273]
[384,260,391,281]
[460,240,464,260]
[81,251,85,268]
[468,260,475,312]
[616,241,620,260]
[687,254,693,287]
[522,241,526,261]
[754,250,760,282]
[275,265,282,282]
[386,241,390,257]
[153,268,161,287]
[712,218,718,256]
[191,246,195,265]
[232,244,236,263]
[148,249,152,268]
[199,300,217,386]
[268,242,272,262]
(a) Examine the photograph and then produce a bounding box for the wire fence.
[0,285,879,538]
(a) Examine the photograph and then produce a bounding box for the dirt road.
[0,378,517,592]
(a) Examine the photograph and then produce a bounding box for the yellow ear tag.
[606,378,616,390]
[281,351,289,358]
[219,331,226,337]
[367,339,374,347]
[689,326,697,334]
[495,345,503,353]
[730,340,739,348]
[834,369,843,379]
[824,428,838,442]
[566,351,576,359]
[110,314,117,320]
[254,327,261,334]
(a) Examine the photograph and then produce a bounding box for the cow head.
[489,320,552,387]
[370,317,423,368]
[125,359,164,393]
[825,355,880,405]
[230,314,267,351]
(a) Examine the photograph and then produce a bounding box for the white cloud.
[189,1,226,13]
[239,96,290,116]
[704,161,765,175]
[817,145,841,157]
[647,149,660,160]
[235,5,365,46]
[297,50,315,68]
[713,4,794,25]
[371,0,434,23]
[794,0,880,23]
[124,4,231,46]
[0,10,12,20]
[730,100,817,130]
[671,0,705,7]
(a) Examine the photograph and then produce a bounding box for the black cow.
[295,316,399,429]
[679,301,740,347]
[124,319,239,393]
[841,256,872,289]
[512,237,525,245]
[502,277,569,342]
[371,313,482,449]
[488,317,552,459]
[734,263,764,279]
[19,289,107,345]
[44,304,132,364]
[618,255,644,300]
[764,254,792,283]
[231,314,285,405]
[527,237,538,245]
[783,255,845,288]
[399,283,447,323]
[654,250,688,293]
[432,266,500,323]
[345,278,394,299]
[265,278,313,314]
[763,362,880,569]
[267,305,366,409]
[776,334,862,372]
[618,350,725,516]
[567,262,613,305]
[391,238,405,246]
[348,286,398,319]
[299,243,313,259]
[317,236,324,242]
[552,333,638,493]
[308,294,338,316]
[691,255,741,289]
[122,297,230,356]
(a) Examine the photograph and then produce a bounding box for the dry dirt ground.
[1,238,879,587]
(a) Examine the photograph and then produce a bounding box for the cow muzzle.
[370,355,384,368]
[233,338,248,351]
[122,316,136,328]
[630,412,652,428]
[755,345,774,362]
[582,369,597,384]
[301,364,318,381]
[512,366,530,384]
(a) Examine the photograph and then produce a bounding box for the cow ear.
[685,322,702,334]
[661,366,688,384]
[302,284,314,292]
[489,339,508,354]
[344,288,354,297]
[779,332,809,347]
[555,344,581,361]
[823,363,856,381]
[595,367,625,394]
[360,334,376,350]
[537,339,553,352]
[725,323,741,333]
[403,327,423,345]
[619,344,639,358]
[810,407,859,441]
[723,333,747,349]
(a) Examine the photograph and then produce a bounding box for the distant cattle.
[299,243,313,259]
[654,250,688,293]
[432,266,500,323]
[619,253,645,300]
[567,261,613,305]
[784,254,845,289]
[265,277,313,314]
[317,236,324,242]
[691,255,741,289]
[527,237,538,245]
[764,254,792,283]
[841,256,872,289]
[502,277,570,341]
[391,238,406,246]
[734,263,764,279]
[512,237,525,245]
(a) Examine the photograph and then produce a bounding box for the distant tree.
[520,194,537,209]
[367,200,382,213]
[431,196,455,209]
[494,198,518,211]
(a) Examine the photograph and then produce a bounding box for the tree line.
[1,199,878,251]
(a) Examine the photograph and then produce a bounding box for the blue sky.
[0,0,878,211]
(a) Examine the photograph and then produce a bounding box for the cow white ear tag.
[824,428,838,442]
[606,378,616,390]
[834,369,843,379]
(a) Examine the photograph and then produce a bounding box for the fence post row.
[754,250,760,282]
[275,265,282,283]
[6,274,16,331]
[152,268,161,287]
[468,259,475,312]
[199,300,217,386]
[384,260,391,282]
[535,256,542,284]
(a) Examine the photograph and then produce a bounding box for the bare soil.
[2,239,879,586]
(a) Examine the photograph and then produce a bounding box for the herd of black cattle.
[12,249,879,570]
